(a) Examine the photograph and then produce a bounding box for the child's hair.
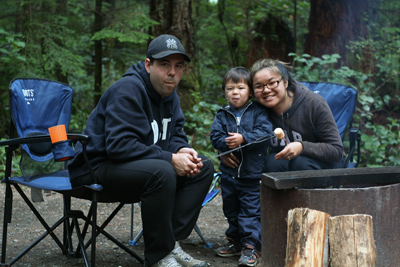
[222,67,251,91]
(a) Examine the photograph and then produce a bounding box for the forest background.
[0,0,399,171]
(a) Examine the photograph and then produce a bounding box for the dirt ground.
[0,184,260,267]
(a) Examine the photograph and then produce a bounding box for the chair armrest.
[0,135,51,147]
[66,133,90,142]
[0,134,90,147]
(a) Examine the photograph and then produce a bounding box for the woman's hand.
[220,152,240,168]
[275,142,304,161]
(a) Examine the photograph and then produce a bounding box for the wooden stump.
[285,208,330,267]
[329,214,376,267]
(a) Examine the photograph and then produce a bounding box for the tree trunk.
[149,0,194,108]
[55,0,69,84]
[305,0,369,67]
[247,16,295,67]
[217,0,240,66]
[149,0,193,59]
[329,214,376,267]
[93,0,103,106]
[285,208,330,267]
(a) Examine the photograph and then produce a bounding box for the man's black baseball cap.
[147,34,191,62]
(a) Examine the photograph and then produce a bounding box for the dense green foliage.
[0,0,399,169]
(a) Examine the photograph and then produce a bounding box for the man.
[68,34,214,267]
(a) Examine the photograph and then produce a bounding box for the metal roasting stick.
[202,133,277,163]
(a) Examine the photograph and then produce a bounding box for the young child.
[210,67,273,267]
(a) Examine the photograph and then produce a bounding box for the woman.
[222,58,345,172]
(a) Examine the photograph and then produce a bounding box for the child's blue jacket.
[210,101,273,179]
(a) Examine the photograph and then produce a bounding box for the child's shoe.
[215,238,242,257]
[238,244,259,267]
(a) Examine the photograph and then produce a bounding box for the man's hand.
[172,147,203,177]
[225,132,244,149]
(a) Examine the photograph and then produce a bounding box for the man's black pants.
[72,155,214,266]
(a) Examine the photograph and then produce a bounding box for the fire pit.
[261,166,400,266]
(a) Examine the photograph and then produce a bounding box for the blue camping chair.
[129,172,221,249]
[0,78,143,266]
[300,81,361,168]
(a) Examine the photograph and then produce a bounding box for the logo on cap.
[166,38,178,50]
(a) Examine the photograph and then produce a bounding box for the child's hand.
[225,132,244,149]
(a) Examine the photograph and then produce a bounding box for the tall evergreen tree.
[305,0,369,68]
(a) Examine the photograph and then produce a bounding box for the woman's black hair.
[249,59,296,95]
[222,67,251,91]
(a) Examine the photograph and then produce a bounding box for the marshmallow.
[274,128,285,139]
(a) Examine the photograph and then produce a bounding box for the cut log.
[329,214,376,267]
[285,208,330,267]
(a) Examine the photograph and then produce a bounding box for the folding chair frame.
[1,133,144,267]
[1,78,144,267]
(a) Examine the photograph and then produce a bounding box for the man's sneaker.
[171,241,208,267]
[238,245,259,267]
[151,252,182,267]
[215,242,242,257]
